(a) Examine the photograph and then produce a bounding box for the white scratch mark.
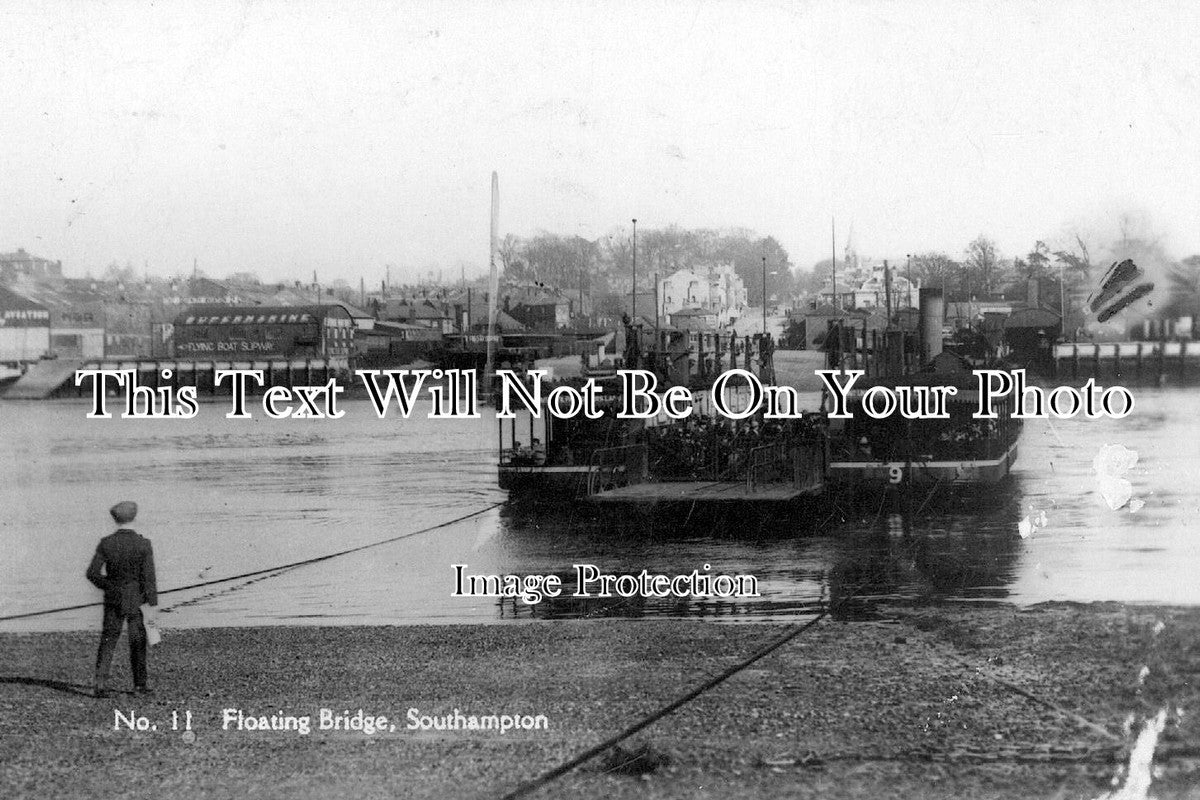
[1093,709,1167,800]
[1018,509,1050,538]
[1136,665,1150,686]
[1093,444,1140,511]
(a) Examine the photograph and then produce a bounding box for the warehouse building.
[172,304,353,359]
[0,286,51,363]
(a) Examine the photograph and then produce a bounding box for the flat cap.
[109,501,138,525]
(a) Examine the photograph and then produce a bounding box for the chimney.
[919,288,944,365]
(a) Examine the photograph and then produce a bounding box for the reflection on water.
[1,387,1197,631]
[487,484,1028,623]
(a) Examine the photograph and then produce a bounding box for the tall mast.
[630,219,638,318]
[484,172,500,390]
[883,259,893,327]
[831,217,837,310]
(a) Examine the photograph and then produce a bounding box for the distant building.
[49,307,105,359]
[944,301,1016,330]
[55,279,154,358]
[817,263,919,310]
[801,304,868,349]
[0,286,51,363]
[658,264,747,327]
[507,293,571,331]
[0,248,63,281]
[172,304,354,359]
[464,309,526,335]
[668,307,719,331]
[323,300,375,332]
[381,298,452,334]
[165,277,243,306]
[1,277,135,358]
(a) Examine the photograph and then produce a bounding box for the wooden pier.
[1053,340,1200,382]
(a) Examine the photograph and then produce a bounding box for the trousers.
[94,605,147,690]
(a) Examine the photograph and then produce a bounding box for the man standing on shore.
[86,501,157,698]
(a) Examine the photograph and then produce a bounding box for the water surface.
[1,388,1196,631]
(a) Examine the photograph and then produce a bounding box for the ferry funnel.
[920,288,944,365]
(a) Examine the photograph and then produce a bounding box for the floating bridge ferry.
[497,287,1024,510]
[496,327,827,508]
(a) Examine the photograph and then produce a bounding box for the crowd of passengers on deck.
[648,415,826,480]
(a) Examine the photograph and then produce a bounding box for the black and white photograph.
[2,2,1199,798]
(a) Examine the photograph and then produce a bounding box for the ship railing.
[584,444,648,497]
[830,430,1018,464]
[745,439,826,492]
[746,442,788,489]
[646,439,749,482]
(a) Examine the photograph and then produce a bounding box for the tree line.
[497,225,795,309]
[797,215,1200,329]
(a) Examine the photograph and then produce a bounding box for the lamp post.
[1059,260,1068,339]
[762,255,767,334]
[906,253,913,308]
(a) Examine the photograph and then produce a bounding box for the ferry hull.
[497,465,598,500]
[827,442,1019,489]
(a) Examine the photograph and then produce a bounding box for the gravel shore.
[1,603,1197,800]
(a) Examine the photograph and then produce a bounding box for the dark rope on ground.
[499,582,1125,799]
[943,651,1122,742]
[0,501,506,623]
[499,478,1125,799]
[159,566,302,614]
[497,600,843,800]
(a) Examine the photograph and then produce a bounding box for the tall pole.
[906,253,913,308]
[831,217,838,310]
[883,259,893,327]
[653,271,660,338]
[1059,261,1067,338]
[630,219,638,319]
[484,172,500,390]
[761,254,767,334]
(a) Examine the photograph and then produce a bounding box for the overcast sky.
[2,1,1198,284]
